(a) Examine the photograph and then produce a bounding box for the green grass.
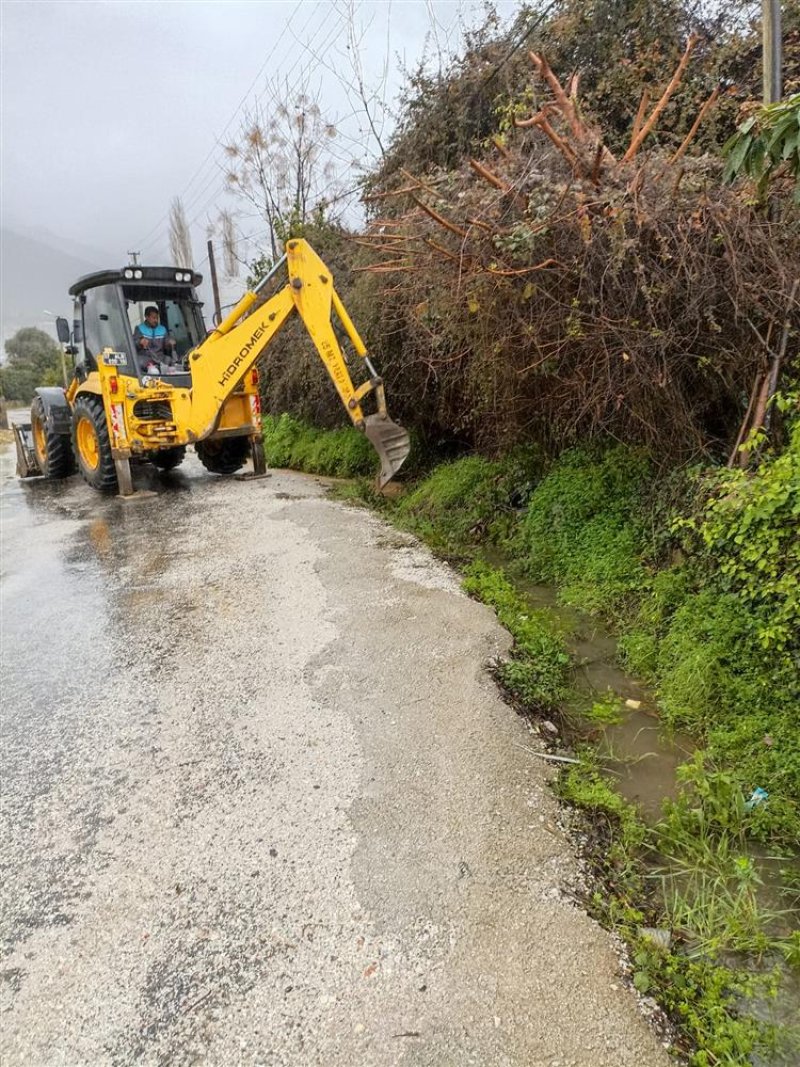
[262,413,376,478]
[395,454,520,556]
[461,561,570,708]
[513,445,651,621]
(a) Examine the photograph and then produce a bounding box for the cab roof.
[68,266,203,296]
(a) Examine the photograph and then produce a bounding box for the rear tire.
[151,446,186,470]
[31,396,75,478]
[72,394,117,491]
[195,436,250,475]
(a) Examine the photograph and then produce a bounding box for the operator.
[134,306,178,372]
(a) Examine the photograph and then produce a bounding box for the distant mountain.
[0,227,113,355]
[7,223,115,268]
[1,225,238,354]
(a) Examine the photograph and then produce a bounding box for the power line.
[132,0,308,250]
[136,2,342,260]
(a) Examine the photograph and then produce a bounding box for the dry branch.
[631,89,650,142]
[671,86,721,163]
[528,52,585,142]
[469,158,511,191]
[411,196,468,237]
[623,34,700,162]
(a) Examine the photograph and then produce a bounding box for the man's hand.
[138,337,149,349]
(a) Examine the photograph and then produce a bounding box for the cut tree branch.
[623,34,700,162]
[670,86,720,163]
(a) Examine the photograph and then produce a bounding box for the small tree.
[224,74,347,260]
[169,196,194,267]
[0,327,65,404]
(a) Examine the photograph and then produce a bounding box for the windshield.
[123,287,205,359]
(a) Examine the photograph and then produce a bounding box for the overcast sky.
[2,0,518,273]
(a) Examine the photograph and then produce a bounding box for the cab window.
[124,291,203,359]
[81,284,130,370]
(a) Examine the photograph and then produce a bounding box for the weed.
[631,941,780,1067]
[262,413,376,478]
[461,561,570,708]
[649,757,796,959]
[583,691,625,726]
[514,446,651,621]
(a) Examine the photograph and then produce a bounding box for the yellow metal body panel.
[183,240,387,440]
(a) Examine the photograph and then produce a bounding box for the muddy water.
[481,569,695,820]
[480,554,800,1061]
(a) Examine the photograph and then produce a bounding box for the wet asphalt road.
[0,438,670,1066]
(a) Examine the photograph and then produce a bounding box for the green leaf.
[633,971,651,994]
[744,138,766,179]
[727,135,751,178]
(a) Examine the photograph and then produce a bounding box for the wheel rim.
[76,416,100,470]
[33,417,47,463]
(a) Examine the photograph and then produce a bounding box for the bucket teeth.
[363,414,410,487]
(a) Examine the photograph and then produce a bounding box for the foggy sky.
[2,0,517,268]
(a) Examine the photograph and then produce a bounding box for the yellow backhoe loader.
[14,240,409,495]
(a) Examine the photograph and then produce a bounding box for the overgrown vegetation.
[264,416,799,1059]
[262,413,376,478]
[349,5,800,462]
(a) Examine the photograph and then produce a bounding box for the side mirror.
[55,317,71,344]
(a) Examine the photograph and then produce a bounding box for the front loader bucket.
[13,422,41,478]
[364,414,410,488]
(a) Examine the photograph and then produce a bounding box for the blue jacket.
[134,322,173,360]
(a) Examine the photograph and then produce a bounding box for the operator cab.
[67,267,206,387]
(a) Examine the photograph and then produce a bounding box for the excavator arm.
[185,239,410,486]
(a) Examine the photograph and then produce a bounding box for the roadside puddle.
[480,552,800,1060]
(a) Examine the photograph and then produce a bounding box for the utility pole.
[127,250,141,266]
[763,0,783,104]
[207,239,222,325]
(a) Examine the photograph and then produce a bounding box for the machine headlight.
[134,269,143,279]
[124,269,133,279]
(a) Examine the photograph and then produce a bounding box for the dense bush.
[262,414,376,478]
[513,436,800,841]
[515,446,651,619]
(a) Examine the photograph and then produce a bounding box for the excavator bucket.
[364,414,411,488]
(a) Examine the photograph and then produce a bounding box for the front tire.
[151,446,186,470]
[72,395,117,491]
[31,396,74,478]
[195,436,250,475]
